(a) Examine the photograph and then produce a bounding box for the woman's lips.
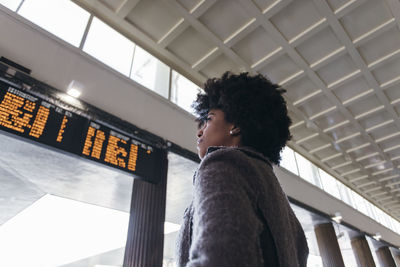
[197,139,203,145]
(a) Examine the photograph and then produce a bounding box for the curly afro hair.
[192,71,292,165]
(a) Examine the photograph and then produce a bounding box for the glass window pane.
[368,204,377,221]
[372,205,380,223]
[366,236,382,267]
[335,230,357,267]
[83,17,135,76]
[337,182,353,207]
[131,46,170,98]
[395,220,400,233]
[352,191,369,216]
[0,195,130,266]
[0,131,133,266]
[364,201,372,218]
[319,169,341,199]
[366,202,377,220]
[170,71,200,113]
[382,214,390,229]
[0,0,22,11]
[375,208,383,225]
[18,0,90,47]
[295,152,321,187]
[387,216,395,231]
[394,220,399,233]
[304,231,323,267]
[163,152,198,266]
[280,146,299,176]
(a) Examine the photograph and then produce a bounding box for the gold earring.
[230,130,233,135]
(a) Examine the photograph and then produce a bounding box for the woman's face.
[196,109,238,159]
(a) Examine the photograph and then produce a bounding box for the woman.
[176,72,309,266]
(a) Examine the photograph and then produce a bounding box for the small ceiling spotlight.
[67,88,81,98]
[373,232,382,241]
[67,80,82,98]
[331,212,342,224]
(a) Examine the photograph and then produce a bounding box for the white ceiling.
[72,0,400,221]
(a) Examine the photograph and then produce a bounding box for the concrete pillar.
[314,223,345,267]
[350,236,376,267]
[392,252,400,267]
[393,253,400,267]
[376,246,396,267]
[123,150,168,267]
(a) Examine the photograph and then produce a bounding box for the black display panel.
[0,80,162,183]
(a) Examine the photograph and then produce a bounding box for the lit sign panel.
[0,80,162,183]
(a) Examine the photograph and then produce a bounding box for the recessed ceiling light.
[373,232,382,241]
[331,212,342,224]
[67,80,83,98]
[67,88,81,98]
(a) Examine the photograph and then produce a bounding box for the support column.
[314,223,345,267]
[393,253,400,267]
[376,246,396,267]
[350,236,376,267]
[123,150,168,267]
[393,254,400,267]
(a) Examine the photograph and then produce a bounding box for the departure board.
[0,80,162,183]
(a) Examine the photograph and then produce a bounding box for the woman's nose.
[197,128,203,138]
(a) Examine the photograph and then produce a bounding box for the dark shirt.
[176,146,309,266]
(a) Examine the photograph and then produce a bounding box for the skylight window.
[170,71,200,113]
[130,46,170,98]
[320,169,343,199]
[18,0,90,47]
[280,146,299,176]
[295,152,322,188]
[83,17,135,76]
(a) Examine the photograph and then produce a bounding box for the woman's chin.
[197,146,206,159]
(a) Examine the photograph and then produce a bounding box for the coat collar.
[205,146,272,167]
[192,146,272,185]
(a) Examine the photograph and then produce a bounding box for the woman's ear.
[229,126,241,136]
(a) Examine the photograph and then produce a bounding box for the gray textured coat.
[176,146,308,267]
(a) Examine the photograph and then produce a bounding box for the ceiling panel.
[346,95,383,118]
[98,0,124,12]
[166,26,216,66]
[357,26,400,66]
[325,0,356,12]
[316,53,359,87]
[372,56,400,85]
[198,0,253,41]
[177,0,203,12]
[200,53,240,78]
[358,111,393,131]
[313,110,347,131]
[251,0,280,12]
[339,0,393,41]
[384,85,400,104]
[258,54,302,84]
[231,26,279,66]
[332,77,371,105]
[285,76,320,104]
[297,94,336,119]
[124,0,182,41]
[269,0,323,41]
[295,26,342,66]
